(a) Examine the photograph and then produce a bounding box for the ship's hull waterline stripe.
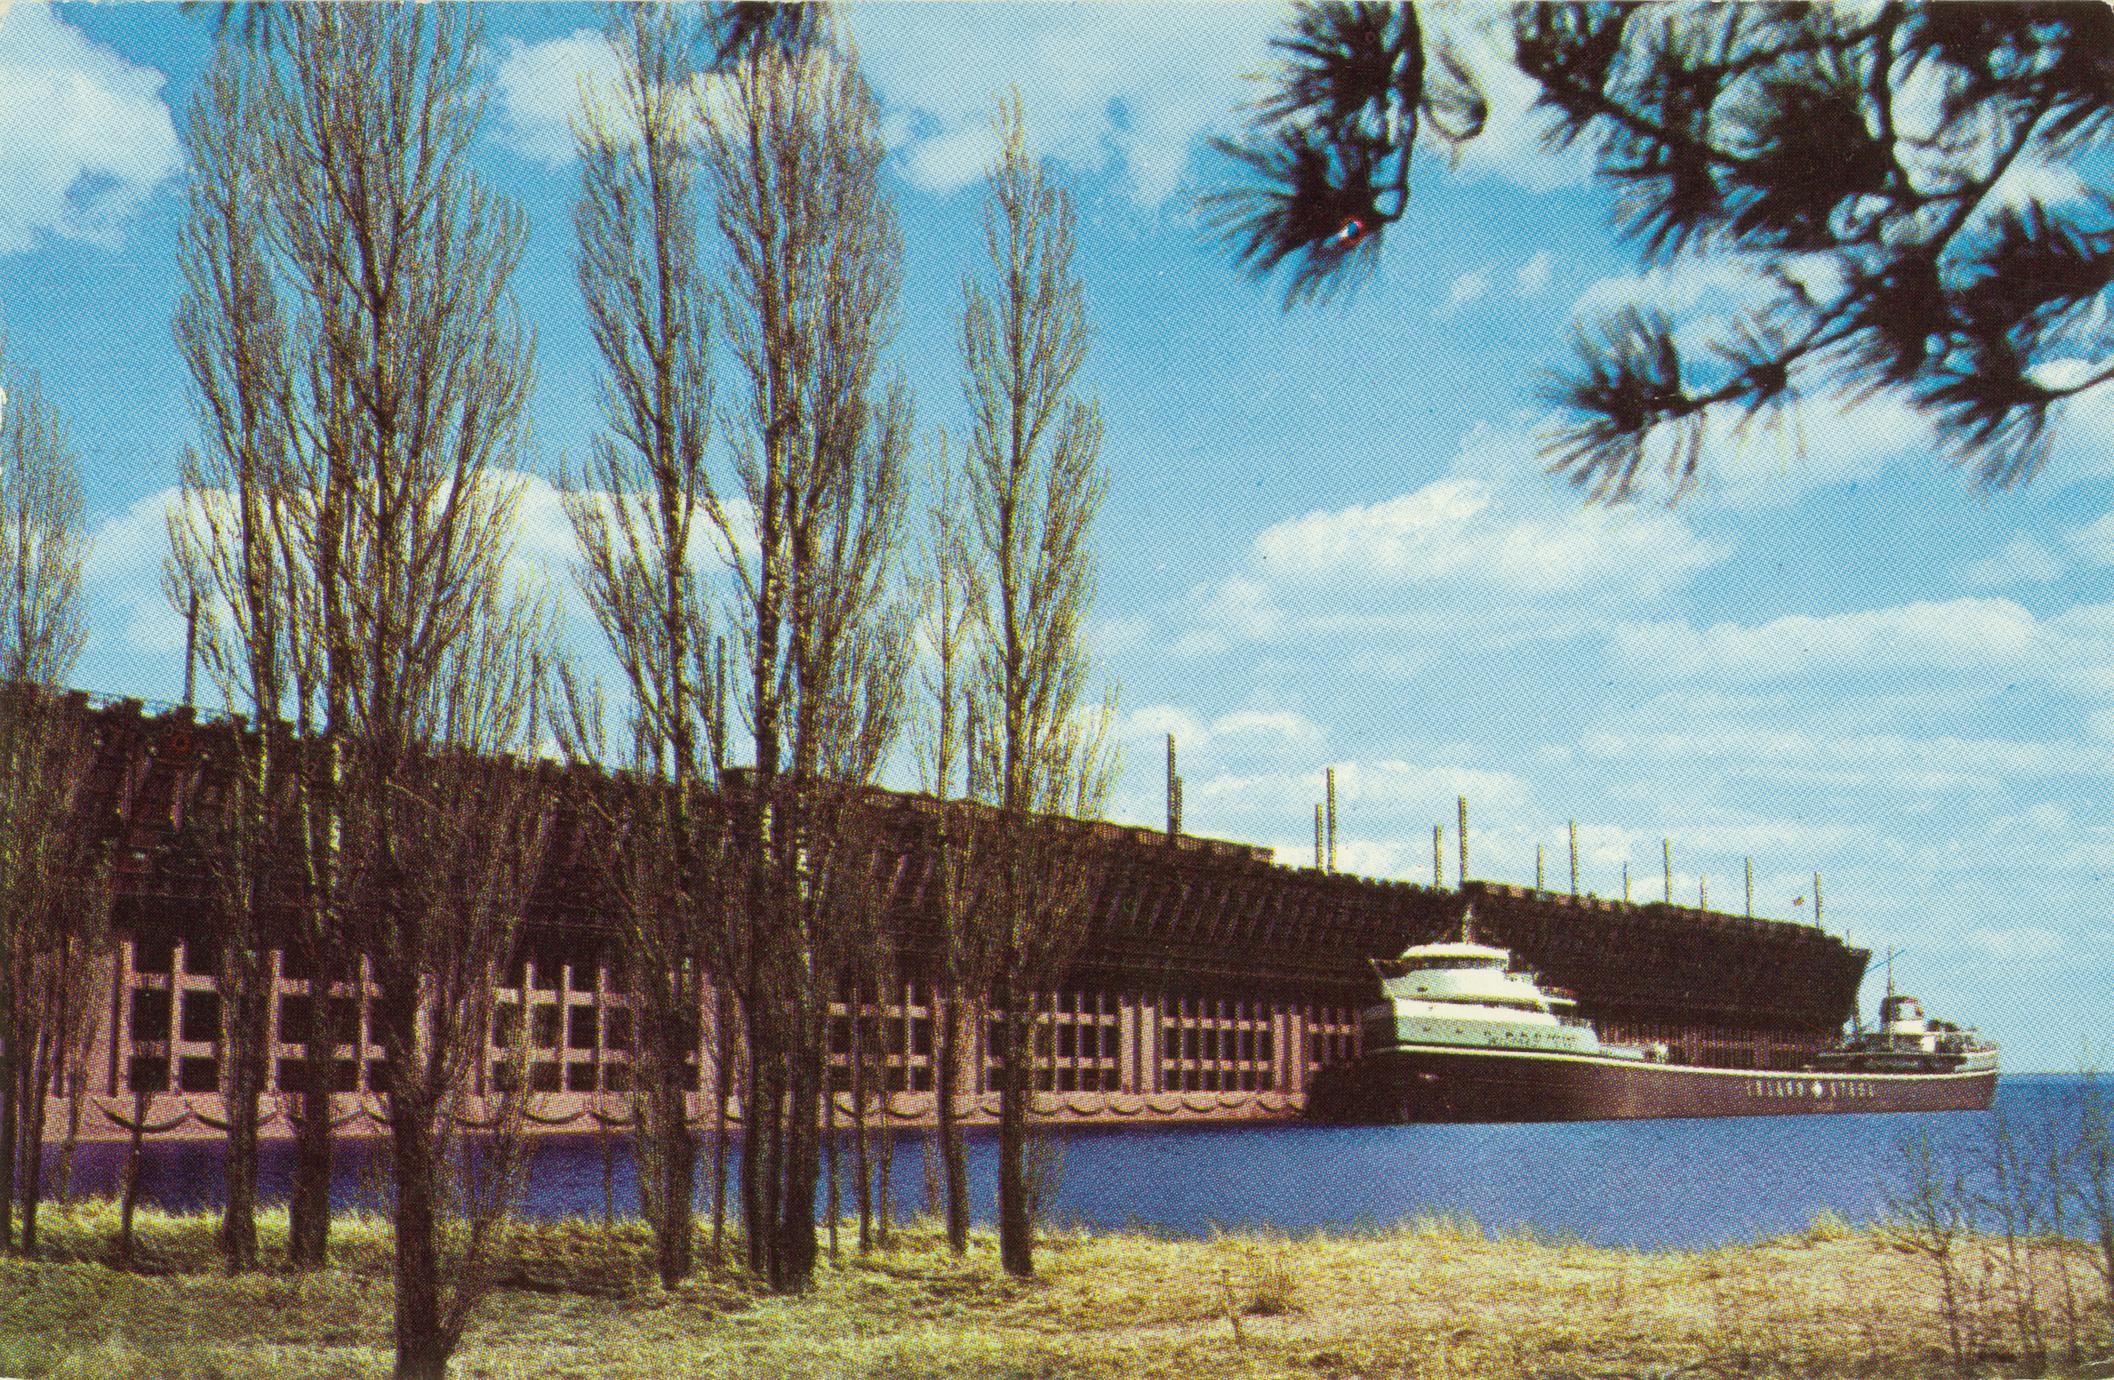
[1366,1042,1996,1083]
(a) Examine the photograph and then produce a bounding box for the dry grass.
[0,1201,2108,1378]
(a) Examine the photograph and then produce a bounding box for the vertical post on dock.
[1325,768,1337,874]
[1745,857,1754,917]
[182,589,199,709]
[1433,825,1444,888]
[1568,820,1579,897]
[719,637,735,772]
[1314,805,1325,871]
[1457,796,1469,885]
[1166,734,1180,840]
[1663,839,1673,902]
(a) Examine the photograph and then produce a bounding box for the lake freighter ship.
[1309,912,1998,1124]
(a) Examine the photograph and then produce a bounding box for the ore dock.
[28,691,1870,1141]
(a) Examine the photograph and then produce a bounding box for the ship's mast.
[1883,947,1899,1049]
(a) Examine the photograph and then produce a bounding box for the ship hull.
[1309,1043,1998,1124]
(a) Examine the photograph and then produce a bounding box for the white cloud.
[1581,726,2109,782]
[1424,12,1590,193]
[1252,473,1722,600]
[1437,270,1491,317]
[1173,423,1726,658]
[1570,256,1769,321]
[1562,257,1947,507]
[0,2,181,254]
[493,10,1285,206]
[492,29,623,165]
[1965,926,2066,961]
[1514,250,1552,297]
[1963,534,2064,589]
[2069,512,2114,567]
[1986,161,2091,216]
[1198,758,1530,815]
[1611,598,2043,680]
[853,5,1283,205]
[1121,702,1325,764]
[532,470,760,577]
[82,488,186,658]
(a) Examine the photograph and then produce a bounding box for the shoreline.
[3,1200,2110,1378]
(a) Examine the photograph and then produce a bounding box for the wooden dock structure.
[22,690,1868,1141]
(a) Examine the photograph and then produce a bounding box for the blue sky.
[4,3,2112,1070]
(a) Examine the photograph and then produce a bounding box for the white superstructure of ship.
[1359,912,1666,1064]
[1815,991,1998,1075]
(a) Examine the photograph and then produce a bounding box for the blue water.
[48,1076,2087,1250]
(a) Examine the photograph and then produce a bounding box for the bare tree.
[170,41,300,1274]
[912,436,981,1256]
[698,33,914,1292]
[564,1,724,1289]
[0,361,100,1261]
[188,9,552,1374]
[956,99,1116,1281]
[359,594,555,1379]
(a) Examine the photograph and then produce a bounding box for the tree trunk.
[773,1026,821,1292]
[741,1028,774,1279]
[116,1085,148,1268]
[221,955,269,1272]
[288,991,336,1269]
[995,983,1032,1278]
[58,1073,84,1204]
[935,988,970,1256]
[19,1024,50,1258]
[222,1068,262,1272]
[876,1074,895,1251]
[388,1098,450,1380]
[650,1054,695,1288]
[710,987,732,1266]
[1,1002,17,1254]
[824,1057,840,1262]
[47,979,74,1204]
[849,1001,868,1254]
